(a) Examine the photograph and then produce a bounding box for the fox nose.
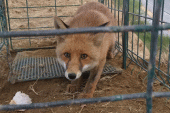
[68,73,76,80]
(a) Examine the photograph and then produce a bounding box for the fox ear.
[92,33,105,46]
[57,36,65,44]
[98,22,109,27]
[91,22,109,46]
[54,16,69,29]
[54,16,67,44]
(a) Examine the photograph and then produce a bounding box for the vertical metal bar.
[158,0,165,82]
[146,0,162,112]
[27,57,32,80]
[117,0,120,45]
[121,1,123,27]
[36,56,40,78]
[55,0,57,15]
[168,39,170,83]
[1,0,13,81]
[31,57,35,79]
[105,0,107,5]
[49,57,55,77]
[39,57,43,78]
[34,57,37,79]
[24,56,29,80]
[42,57,45,78]
[153,0,156,20]
[47,57,52,77]
[108,0,109,8]
[21,56,26,80]
[137,0,141,61]
[5,0,13,51]
[0,0,8,45]
[4,0,9,31]
[114,0,116,17]
[122,0,129,69]
[25,0,31,46]
[143,0,148,64]
[19,55,25,80]
[3,0,13,52]
[111,0,112,13]
[100,0,104,4]
[131,0,135,56]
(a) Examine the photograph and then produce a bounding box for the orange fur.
[54,2,116,98]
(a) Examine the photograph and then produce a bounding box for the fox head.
[54,16,108,81]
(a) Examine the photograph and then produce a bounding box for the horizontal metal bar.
[9,5,80,9]
[1,93,146,111]
[153,92,170,98]
[108,7,169,24]
[1,24,170,38]
[10,46,55,52]
[10,27,54,31]
[9,16,71,20]
[11,36,54,40]
[0,92,170,111]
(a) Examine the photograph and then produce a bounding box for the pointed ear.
[58,36,65,43]
[54,16,69,29]
[90,22,109,46]
[98,22,109,27]
[56,36,65,45]
[92,33,105,46]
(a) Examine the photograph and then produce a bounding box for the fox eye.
[81,54,88,59]
[64,52,70,58]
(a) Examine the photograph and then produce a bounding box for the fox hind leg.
[107,43,117,59]
[107,38,118,59]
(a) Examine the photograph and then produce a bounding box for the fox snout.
[65,71,82,81]
[68,73,76,80]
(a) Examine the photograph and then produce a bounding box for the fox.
[54,2,117,98]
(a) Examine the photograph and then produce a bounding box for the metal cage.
[0,0,170,113]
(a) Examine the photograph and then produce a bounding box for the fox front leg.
[67,75,83,93]
[107,40,117,59]
[78,59,106,98]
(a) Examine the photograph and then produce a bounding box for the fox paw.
[66,84,79,93]
[107,52,114,59]
[78,93,93,99]
[107,49,118,59]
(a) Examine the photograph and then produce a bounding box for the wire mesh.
[5,0,82,50]
[111,0,170,93]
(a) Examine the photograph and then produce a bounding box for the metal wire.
[0,92,170,111]
[146,0,162,112]
[1,24,170,38]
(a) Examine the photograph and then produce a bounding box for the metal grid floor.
[9,52,122,83]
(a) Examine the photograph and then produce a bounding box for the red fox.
[54,2,116,98]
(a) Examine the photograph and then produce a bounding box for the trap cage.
[0,0,170,112]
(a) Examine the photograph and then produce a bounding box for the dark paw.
[78,93,93,99]
[107,52,114,59]
[66,84,79,93]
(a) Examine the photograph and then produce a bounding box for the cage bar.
[146,0,163,112]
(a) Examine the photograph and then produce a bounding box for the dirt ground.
[0,0,170,113]
[0,52,170,113]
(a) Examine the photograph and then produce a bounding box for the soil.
[0,0,170,113]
